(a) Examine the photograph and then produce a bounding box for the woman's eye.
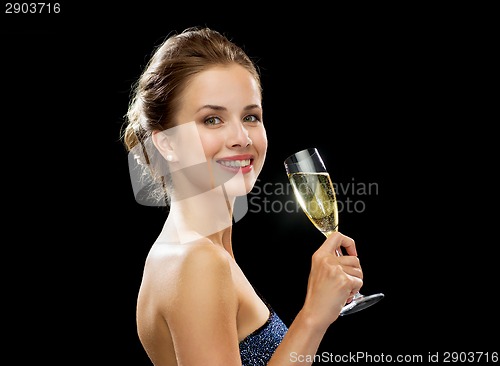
[243,115,260,123]
[204,116,222,126]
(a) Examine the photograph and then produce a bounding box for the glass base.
[340,292,384,316]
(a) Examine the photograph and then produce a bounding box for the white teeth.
[219,159,251,168]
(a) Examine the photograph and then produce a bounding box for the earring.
[166,155,173,162]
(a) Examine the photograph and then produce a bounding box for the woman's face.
[169,64,268,198]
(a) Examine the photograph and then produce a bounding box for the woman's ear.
[151,130,177,162]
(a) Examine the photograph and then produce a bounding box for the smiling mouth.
[218,159,252,168]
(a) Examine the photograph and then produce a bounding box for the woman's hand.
[301,232,363,330]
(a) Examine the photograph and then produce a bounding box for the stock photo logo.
[127,122,250,224]
[248,178,379,215]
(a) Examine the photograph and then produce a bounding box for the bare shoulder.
[145,238,232,276]
[139,239,235,308]
[137,240,240,364]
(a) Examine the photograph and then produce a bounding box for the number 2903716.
[5,3,61,14]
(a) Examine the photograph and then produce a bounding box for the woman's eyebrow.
[196,104,261,112]
[196,104,227,112]
[244,104,262,111]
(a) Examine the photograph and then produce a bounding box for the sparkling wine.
[288,172,338,237]
[285,148,384,316]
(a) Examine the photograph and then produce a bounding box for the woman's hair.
[121,27,262,205]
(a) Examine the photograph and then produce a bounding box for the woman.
[122,26,363,366]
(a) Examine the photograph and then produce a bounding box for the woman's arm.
[268,232,363,366]
[166,243,243,365]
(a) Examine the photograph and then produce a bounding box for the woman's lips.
[216,157,254,173]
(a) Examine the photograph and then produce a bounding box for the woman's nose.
[228,123,252,148]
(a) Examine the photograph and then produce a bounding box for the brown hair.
[121,27,262,205]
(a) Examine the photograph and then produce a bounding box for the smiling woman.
[120,26,365,366]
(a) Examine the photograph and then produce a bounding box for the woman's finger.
[319,231,358,257]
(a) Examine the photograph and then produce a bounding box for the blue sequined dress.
[239,301,288,366]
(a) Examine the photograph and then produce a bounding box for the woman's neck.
[159,186,236,255]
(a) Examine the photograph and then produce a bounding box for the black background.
[2,2,497,364]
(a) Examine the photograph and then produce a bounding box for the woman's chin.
[217,171,257,197]
[224,184,253,198]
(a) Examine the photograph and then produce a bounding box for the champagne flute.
[284,147,384,316]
